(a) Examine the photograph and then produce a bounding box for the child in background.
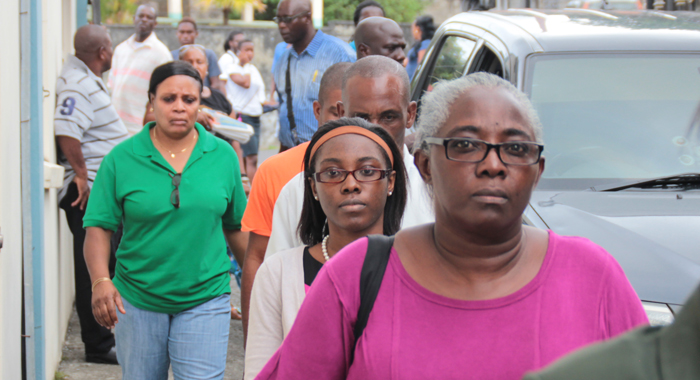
[224,39,266,181]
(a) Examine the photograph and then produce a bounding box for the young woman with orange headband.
[244,118,407,379]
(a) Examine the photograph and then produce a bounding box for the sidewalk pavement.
[56,280,245,380]
[258,147,277,163]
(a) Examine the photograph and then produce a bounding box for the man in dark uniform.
[524,286,700,380]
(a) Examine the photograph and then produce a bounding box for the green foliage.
[101,0,138,24]
[228,7,244,19]
[256,0,280,20]
[324,0,427,23]
[256,0,426,23]
[54,371,67,380]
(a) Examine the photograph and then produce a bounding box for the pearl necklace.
[322,235,330,262]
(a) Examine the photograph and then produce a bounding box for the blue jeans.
[227,246,242,288]
[115,294,231,380]
[240,114,261,157]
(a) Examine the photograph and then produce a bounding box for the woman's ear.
[414,149,432,185]
[387,171,396,196]
[533,156,545,189]
[309,176,319,200]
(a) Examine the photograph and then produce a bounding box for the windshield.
[525,53,700,189]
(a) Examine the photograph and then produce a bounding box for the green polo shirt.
[84,122,247,314]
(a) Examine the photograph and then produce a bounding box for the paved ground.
[258,147,277,164]
[56,281,245,380]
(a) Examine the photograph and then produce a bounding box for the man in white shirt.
[265,55,434,256]
[225,39,266,180]
[108,5,172,135]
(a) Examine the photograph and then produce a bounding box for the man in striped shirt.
[273,0,356,150]
[55,25,129,365]
[108,5,172,135]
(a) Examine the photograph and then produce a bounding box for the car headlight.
[642,301,675,326]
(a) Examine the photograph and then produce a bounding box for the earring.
[314,195,319,200]
[388,191,393,196]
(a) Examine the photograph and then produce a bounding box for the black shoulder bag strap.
[285,56,300,146]
[353,234,395,347]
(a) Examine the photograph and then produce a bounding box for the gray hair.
[342,55,410,104]
[414,73,543,155]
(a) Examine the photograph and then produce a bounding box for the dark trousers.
[60,182,119,354]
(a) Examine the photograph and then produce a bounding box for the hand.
[196,111,216,131]
[241,175,251,196]
[71,175,90,210]
[91,280,126,329]
[231,306,242,320]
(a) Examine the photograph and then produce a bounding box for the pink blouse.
[255,231,648,380]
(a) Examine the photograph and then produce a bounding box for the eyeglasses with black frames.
[170,173,181,208]
[273,11,309,24]
[423,137,544,166]
[313,168,393,184]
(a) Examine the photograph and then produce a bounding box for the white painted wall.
[0,0,25,378]
[59,7,79,356]
[42,0,78,378]
[0,0,76,378]
[59,0,79,349]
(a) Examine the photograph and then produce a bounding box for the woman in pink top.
[255,73,648,380]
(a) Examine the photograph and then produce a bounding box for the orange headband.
[308,126,394,166]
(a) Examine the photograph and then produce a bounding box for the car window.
[424,36,477,93]
[468,45,504,77]
[525,53,700,186]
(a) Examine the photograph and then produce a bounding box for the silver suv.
[411,9,700,325]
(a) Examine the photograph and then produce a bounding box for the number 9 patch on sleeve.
[60,97,76,116]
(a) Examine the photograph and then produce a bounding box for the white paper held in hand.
[200,107,254,144]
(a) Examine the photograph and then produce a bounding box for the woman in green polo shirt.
[83,61,248,379]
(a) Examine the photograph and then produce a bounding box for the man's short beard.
[137,29,152,39]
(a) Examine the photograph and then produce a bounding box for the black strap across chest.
[354,234,395,347]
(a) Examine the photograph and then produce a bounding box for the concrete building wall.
[42,0,77,377]
[421,0,571,26]
[423,0,468,24]
[1,0,76,378]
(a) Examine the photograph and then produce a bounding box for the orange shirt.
[241,142,310,236]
